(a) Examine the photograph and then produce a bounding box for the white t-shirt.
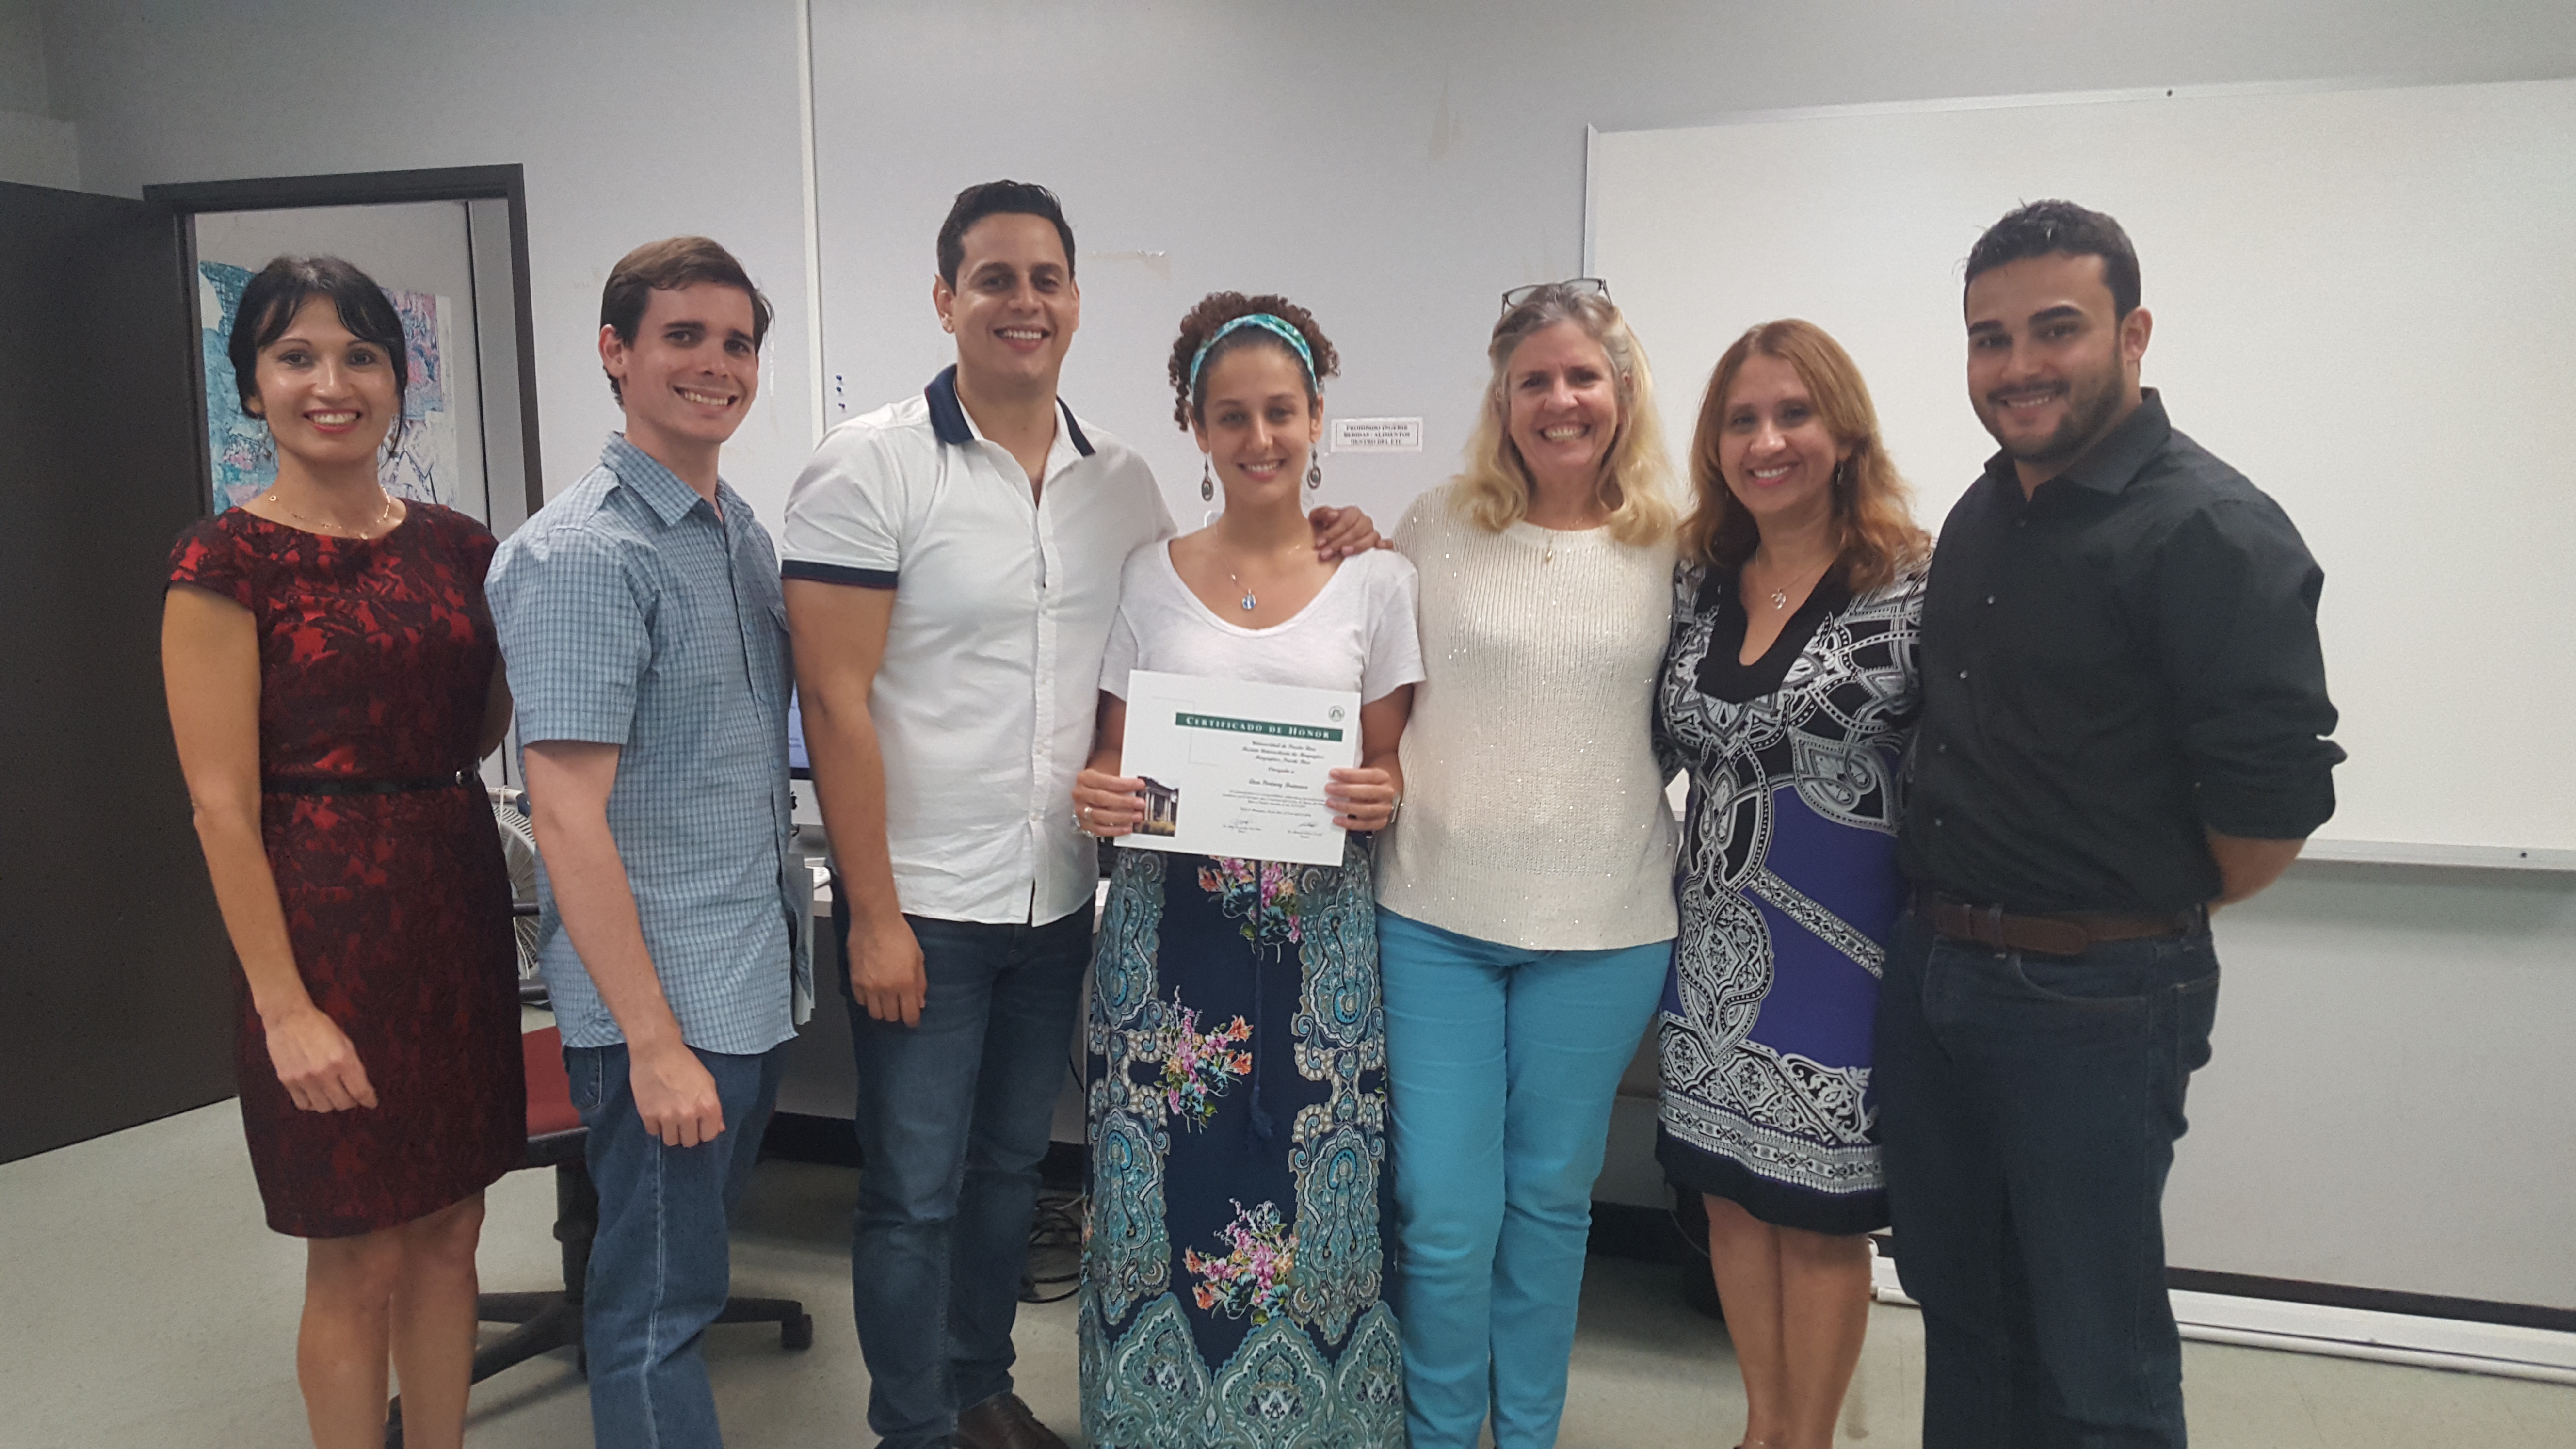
[779,367,1173,926]
[1100,542,1425,707]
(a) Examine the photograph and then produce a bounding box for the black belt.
[1916,890,2203,957]
[262,770,475,797]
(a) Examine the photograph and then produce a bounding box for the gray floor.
[5,1102,2573,1449]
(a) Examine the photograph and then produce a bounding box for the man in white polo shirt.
[780,181,1377,1449]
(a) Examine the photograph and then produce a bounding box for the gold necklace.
[265,487,398,540]
[1752,552,1834,611]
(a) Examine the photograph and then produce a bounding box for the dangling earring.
[1305,451,1323,492]
[1200,456,1214,503]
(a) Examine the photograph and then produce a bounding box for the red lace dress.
[168,503,523,1238]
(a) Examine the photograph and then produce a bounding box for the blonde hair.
[1450,286,1675,546]
[1681,320,1929,592]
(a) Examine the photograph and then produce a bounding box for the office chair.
[383,912,813,1446]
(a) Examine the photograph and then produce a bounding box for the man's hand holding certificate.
[1078,671,1373,866]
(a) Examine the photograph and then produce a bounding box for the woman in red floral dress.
[163,256,521,1449]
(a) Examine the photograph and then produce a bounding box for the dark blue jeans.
[836,894,1091,1449]
[565,1040,787,1449]
[1875,908,2219,1449]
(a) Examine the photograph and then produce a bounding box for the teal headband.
[1187,313,1318,397]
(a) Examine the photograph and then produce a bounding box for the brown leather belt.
[1916,891,2203,958]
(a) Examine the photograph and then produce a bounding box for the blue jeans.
[1378,909,1671,1449]
[1875,908,2220,1449]
[837,897,1090,1449]
[565,1040,787,1449]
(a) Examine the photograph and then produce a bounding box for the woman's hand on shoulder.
[261,1003,378,1113]
[1073,767,1146,838]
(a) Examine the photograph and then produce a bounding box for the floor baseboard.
[1866,1236,2576,1383]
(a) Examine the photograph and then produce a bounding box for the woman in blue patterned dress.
[1657,320,1929,1449]
[1070,293,1421,1448]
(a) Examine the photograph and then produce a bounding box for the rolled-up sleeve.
[489,525,654,748]
[2155,497,2344,839]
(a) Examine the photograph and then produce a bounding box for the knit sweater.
[1376,483,1680,950]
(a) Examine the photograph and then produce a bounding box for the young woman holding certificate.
[1069,293,1422,1449]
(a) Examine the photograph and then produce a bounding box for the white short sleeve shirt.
[1099,542,1424,705]
[780,367,1175,925]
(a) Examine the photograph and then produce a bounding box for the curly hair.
[1166,291,1340,430]
[1450,285,1675,546]
[1679,319,1929,592]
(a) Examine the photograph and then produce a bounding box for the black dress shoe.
[952,1392,1070,1449]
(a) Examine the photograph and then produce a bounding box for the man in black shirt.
[1879,201,2342,1449]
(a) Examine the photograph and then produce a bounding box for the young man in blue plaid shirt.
[488,236,811,1449]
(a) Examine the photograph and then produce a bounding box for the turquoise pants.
[1378,909,1672,1449]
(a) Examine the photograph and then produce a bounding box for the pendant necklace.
[1756,554,1832,611]
[1226,568,1257,612]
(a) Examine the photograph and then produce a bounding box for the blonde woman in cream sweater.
[1377,280,1680,1449]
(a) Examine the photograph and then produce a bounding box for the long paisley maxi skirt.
[1080,840,1405,1448]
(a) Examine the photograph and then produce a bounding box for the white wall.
[37,0,2576,1309]
[45,0,816,527]
[0,0,76,187]
[808,0,2576,535]
[2181,865,2576,1304]
[0,0,47,111]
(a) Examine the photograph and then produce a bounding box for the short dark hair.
[599,236,773,402]
[228,255,410,453]
[1964,200,2141,318]
[936,180,1076,289]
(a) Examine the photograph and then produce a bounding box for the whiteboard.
[1590,80,2576,864]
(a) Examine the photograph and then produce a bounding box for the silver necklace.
[1225,568,1257,612]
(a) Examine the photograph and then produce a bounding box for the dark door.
[0,181,234,1163]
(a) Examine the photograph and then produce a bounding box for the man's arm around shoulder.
[784,579,926,1027]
